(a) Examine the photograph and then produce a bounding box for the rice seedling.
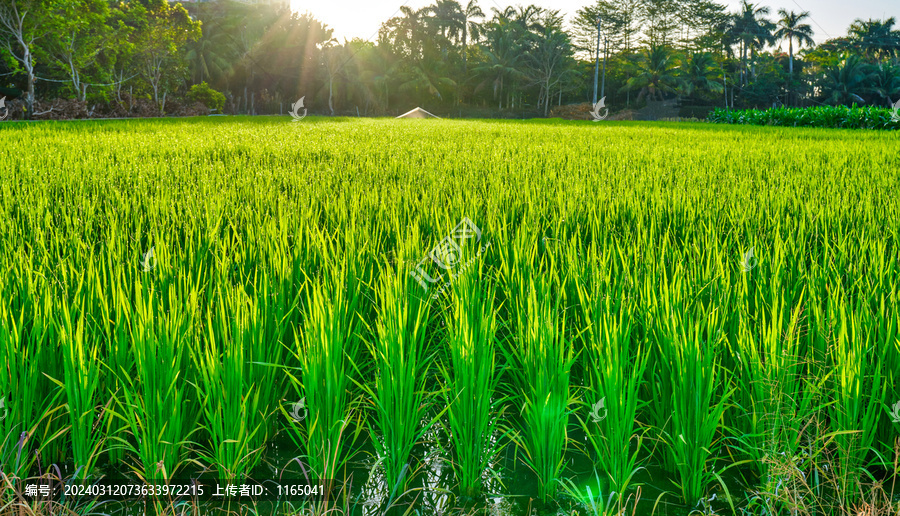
[827,300,885,506]
[192,285,266,481]
[437,265,504,497]
[507,272,576,502]
[652,287,731,507]
[285,263,365,483]
[0,284,66,482]
[560,469,642,516]
[356,265,436,496]
[574,257,647,507]
[729,289,815,485]
[93,252,134,466]
[113,285,197,483]
[56,288,105,481]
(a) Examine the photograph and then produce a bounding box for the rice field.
[0,116,899,516]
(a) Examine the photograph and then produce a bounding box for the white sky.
[290,0,899,46]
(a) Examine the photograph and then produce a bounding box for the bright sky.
[290,0,898,45]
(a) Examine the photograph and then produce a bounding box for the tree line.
[1,0,898,119]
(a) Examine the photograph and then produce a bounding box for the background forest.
[1,0,899,119]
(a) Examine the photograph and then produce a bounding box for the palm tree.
[385,6,426,58]
[774,9,814,106]
[821,55,875,106]
[321,42,347,115]
[679,52,724,99]
[848,18,900,61]
[400,58,456,101]
[473,18,525,109]
[525,17,575,116]
[460,0,484,75]
[425,0,464,49]
[621,45,682,102]
[774,9,814,78]
[867,62,900,107]
[726,1,774,87]
[186,30,234,87]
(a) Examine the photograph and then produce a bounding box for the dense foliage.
[708,105,900,129]
[0,117,898,515]
[187,81,226,112]
[1,0,899,119]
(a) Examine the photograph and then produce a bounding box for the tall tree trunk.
[459,27,467,106]
[462,27,468,76]
[25,61,34,118]
[328,75,334,115]
[788,38,794,76]
[788,38,794,106]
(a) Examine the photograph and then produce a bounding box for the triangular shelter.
[396,107,440,119]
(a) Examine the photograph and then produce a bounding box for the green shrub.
[187,82,225,113]
[708,105,900,130]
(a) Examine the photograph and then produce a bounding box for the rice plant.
[652,288,731,507]
[438,266,504,497]
[192,285,266,481]
[574,258,647,507]
[827,300,885,506]
[0,116,898,515]
[729,289,815,485]
[0,296,65,482]
[357,266,436,496]
[56,290,105,481]
[114,286,197,482]
[507,272,575,502]
[287,261,365,483]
